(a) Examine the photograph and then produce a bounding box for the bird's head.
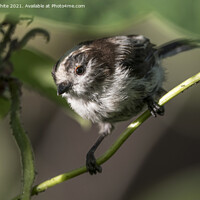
[52,40,116,98]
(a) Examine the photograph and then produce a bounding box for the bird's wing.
[113,35,157,78]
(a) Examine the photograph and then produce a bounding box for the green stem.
[32,72,200,196]
[9,79,35,200]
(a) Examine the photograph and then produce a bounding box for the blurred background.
[0,0,200,199]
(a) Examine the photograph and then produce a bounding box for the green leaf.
[11,49,90,128]
[0,96,10,119]
[9,80,35,200]
[1,0,200,35]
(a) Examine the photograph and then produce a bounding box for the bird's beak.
[57,82,72,95]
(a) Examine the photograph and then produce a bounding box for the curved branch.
[31,72,200,196]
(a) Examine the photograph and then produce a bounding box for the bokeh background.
[0,0,200,200]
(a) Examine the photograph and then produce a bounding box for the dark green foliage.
[0,14,50,200]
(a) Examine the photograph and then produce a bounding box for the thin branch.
[31,72,200,196]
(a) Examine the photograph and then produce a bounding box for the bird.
[52,35,200,175]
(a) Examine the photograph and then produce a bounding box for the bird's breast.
[67,96,107,123]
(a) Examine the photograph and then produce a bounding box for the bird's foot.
[145,97,165,117]
[86,151,102,175]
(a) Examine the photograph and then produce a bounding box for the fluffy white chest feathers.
[67,96,103,122]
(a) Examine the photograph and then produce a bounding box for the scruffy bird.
[52,35,200,174]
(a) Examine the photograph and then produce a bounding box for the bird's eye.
[75,65,85,75]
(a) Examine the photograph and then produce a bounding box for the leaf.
[1,0,200,35]
[0,96,10,119]
[11,49,90,128]
[9,79,35,200]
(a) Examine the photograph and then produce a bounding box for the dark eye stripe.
[52,60,60,74]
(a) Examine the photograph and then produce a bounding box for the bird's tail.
[157,39,200,59]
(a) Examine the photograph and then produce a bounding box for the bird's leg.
[86,122,113,175]
[86,134,105,175]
